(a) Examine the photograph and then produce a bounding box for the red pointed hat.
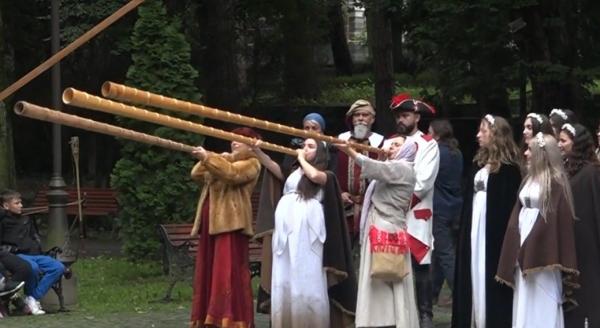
[389,93,436,115]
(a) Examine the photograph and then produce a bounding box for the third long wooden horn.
[62,88,296,156]
[101,81,384,155]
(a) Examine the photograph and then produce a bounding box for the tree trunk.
[391,18,408,73]
[198,0,241,113]
[0,7,16,189]
[280,0,320,99]
[366,2,395,136]
[197,0,241,151]
[519,3,583,114]
[328,0,353,75]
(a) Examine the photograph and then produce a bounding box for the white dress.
[271,168,329,328]
[512,180,564,328]
[471,166,489,328]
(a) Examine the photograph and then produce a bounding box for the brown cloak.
[496,180,579,310]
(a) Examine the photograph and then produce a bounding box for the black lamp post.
[46,0,69,250]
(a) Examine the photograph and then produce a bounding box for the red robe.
[190,195,254,328]
[335,131,384,239]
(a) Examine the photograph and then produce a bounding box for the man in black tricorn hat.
[390,93,439,328]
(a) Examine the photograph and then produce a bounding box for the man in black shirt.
[0,190,65,315]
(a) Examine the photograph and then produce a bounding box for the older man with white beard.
[336,99,384,245]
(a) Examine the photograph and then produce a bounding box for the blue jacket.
[433,143,463,220]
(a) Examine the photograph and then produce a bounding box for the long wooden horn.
[14,101,193,153]
[0,1,144,102]
[62,88,297,156]
[101,82,385,155]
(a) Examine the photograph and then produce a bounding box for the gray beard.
[353,124,370,140]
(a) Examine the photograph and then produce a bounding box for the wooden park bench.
[25,187,118,217]
[157,192,262,302]
[23,187,118,236]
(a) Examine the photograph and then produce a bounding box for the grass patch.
[71,256,259,314]
[74,257,192,314]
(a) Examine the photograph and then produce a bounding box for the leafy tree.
[277,0,327,99]
[111,0,203,259]
[0,2,16,189]
[58,0,135,185]
[512,0,600,114]
[196,0,241,113]
[406,0,517,117]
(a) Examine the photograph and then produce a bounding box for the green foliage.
[317,73,429,105]
[111,0,203,260]
[406,0,518,106]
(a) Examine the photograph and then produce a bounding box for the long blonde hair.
[525,133,575,219]
[474,115,522,173]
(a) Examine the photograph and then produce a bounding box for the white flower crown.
[550,108,568,120]
[535,132,546,148]
[526,113,544,125]
[562,123,576,137]
[484,114,495,126]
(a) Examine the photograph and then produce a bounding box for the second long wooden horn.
[62,88,297,156]
[14,101,193,153]
[101,81,385,155]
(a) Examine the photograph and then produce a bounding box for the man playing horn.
[335,100,384,244]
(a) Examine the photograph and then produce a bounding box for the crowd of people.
[187,95,600,328]
[1,93,597,327]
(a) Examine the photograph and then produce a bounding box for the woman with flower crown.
[549,108,577,138]
[557,123,600,328]
[496,133,578,328]
[452,115,523,328]
[522,112,553,146]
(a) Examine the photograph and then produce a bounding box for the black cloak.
[452,163,521,328]
[565,163,600,328]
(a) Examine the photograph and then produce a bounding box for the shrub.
[111,0,203,259]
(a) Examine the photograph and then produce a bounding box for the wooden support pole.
[0,0,144,101]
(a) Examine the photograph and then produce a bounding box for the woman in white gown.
[497,133,579,328]
[253,138,331,328]
[453,115,523,328]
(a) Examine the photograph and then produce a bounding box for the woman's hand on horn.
[296,148,306,161]
[334,141,357,159]
[191,146,207,161]
[250,139,262,151]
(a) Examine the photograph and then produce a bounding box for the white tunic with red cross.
[405,130,440,265]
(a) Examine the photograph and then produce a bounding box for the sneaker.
[24,296,45,315]
[0,300,7,319]
[11,294,27,314]
[0,280,25,297]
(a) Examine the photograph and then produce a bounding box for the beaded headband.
[562,123,576,137]
[526,113,544,125]
[484,114,495,126]
[550,108,568,120]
